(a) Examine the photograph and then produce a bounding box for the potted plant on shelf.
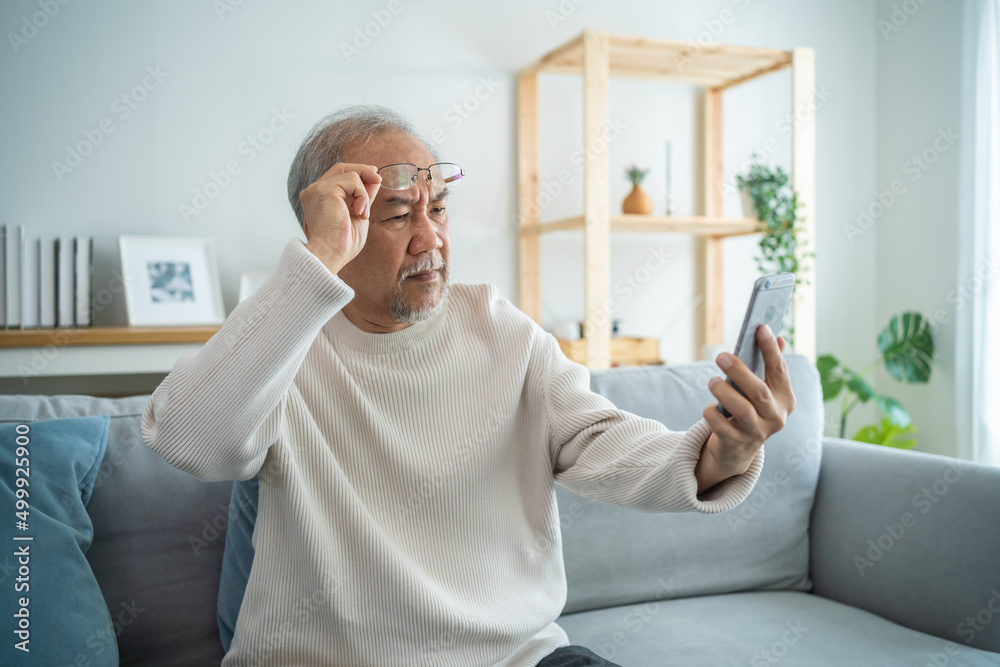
[622,165,653,215]
[817,311,935,448]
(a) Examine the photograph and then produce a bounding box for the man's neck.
[341,304,414,333]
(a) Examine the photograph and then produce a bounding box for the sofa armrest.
[809,437,1000,653]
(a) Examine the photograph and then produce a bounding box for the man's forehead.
[344,130,434,167]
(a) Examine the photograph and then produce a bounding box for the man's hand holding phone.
[299,163,382,275]
[695,324,796,494]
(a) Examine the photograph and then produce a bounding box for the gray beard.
[389,271,450,323]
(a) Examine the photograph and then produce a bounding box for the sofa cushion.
[217,476,259,652]
[560,354,823,613]
[0,414,116,666]
[0,394,232,667]
[557,590,1000,665]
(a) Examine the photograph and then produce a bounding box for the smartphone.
[717,273,795,418]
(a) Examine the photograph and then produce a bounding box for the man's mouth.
[406,269,439,282]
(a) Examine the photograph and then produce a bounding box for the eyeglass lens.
[378,163,464,190]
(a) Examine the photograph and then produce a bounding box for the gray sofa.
[1,354,998,666]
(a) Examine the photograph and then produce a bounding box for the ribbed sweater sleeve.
[141,238,354,482]
[541,332,764,514]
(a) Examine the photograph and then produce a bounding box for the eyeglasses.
[377,163,464,191]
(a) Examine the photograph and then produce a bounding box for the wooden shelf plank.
[0,326,221,348]
[529,30,793,88]
[611,214,760,235]
[522,215,761,236]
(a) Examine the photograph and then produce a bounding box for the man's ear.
[302,220,309,240]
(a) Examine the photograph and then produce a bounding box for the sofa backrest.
[559,353,824,614]
[0,394,230,666]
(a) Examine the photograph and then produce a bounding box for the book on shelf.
[5,223,20,328]
[75,236,92,327]
[0,225,6,327]
[0,229,95,332]
[20,236,39,329]
[39,238,56,328]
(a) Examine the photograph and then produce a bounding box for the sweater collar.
[325,289,450,355]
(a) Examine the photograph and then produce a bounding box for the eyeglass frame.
[376,162,465,190]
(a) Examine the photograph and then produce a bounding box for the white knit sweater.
[141,238,763,667]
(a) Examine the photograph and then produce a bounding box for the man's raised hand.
[299,163,381,274]
[695,324,796,494]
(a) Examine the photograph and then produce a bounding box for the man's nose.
[408,201,443,255]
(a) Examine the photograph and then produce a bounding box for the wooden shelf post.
[517,71,541,324]
[582,30,611,370]
[701,86,725,359]
[792,46,817,360]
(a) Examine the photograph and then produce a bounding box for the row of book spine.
[1,224,93,329]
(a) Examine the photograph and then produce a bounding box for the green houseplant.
[736,157,808,279]
[817,311,935,448]
[736,156,811,343]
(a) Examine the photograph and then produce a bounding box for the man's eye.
[387,213,407,222]
[432,207,446,215]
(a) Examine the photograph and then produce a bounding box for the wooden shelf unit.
[517,30,816,369]
[0,326,221,348]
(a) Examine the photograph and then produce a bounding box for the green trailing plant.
[736,156,809,280]
[625,165,649,186]
[736,155,812,345]
[817,311,935,446]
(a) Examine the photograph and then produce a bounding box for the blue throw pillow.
[0,415,116,666]
[217,475,259,653]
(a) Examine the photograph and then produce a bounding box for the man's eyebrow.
[380,193,418,206]
[381,188,450,207]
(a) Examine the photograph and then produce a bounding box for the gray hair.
[286,105,438,227]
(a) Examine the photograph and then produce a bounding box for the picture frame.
[238,271,272,304]
[118,235,225,326]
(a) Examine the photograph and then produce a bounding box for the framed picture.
[119,235,225,326]
[238,271,272,304]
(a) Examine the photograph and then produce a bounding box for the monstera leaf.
[843,367,875,402]
[816,354,844,401]
[872,394,911,427]
[878,311,934,383]
[853,418,918,449]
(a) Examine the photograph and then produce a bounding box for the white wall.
[874,0,964,458]
[2,1,883,435]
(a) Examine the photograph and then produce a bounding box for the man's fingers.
[703,401,742,443]
[757,325,794,408]
[708,376,772,438]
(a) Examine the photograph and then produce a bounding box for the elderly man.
[142,105,794,666]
